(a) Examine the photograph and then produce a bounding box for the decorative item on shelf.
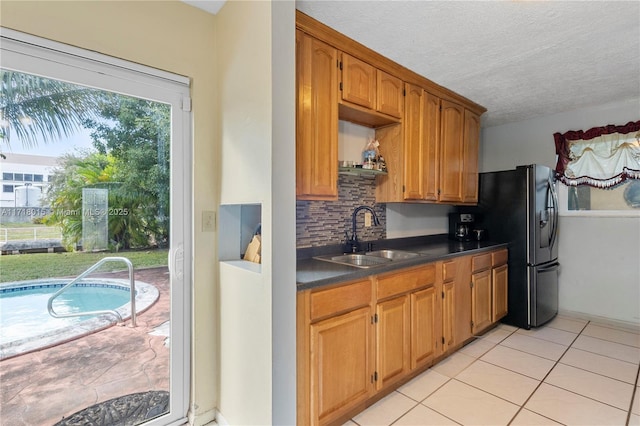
[377,155,387,172]
[362,138,387,172]
[243,224,261,264]
[362,138,378,170]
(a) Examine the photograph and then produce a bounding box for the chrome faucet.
[346,205,380,253]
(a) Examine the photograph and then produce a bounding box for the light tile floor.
[345,315,640,426]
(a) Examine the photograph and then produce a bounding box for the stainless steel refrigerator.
[465,164,560,329]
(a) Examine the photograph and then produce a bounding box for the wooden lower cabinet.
[441,280,456,352]
[411,286,438,369]
[441,256,472,350]
[376,295,410,389]
[310,306,374,425]
[493,264,508,321]
[471,268,492,334]
[298,249,506,425]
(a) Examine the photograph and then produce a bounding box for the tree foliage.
[84,94,170,247]
[0,71,103,149]
[45,153,160,251]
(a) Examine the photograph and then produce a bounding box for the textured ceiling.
[182,1,639,128]
[296,1,640,127]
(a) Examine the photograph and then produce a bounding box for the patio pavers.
[0,266,170,426]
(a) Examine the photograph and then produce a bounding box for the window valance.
[554,120,640,188]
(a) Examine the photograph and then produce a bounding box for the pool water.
[0,285,130,345]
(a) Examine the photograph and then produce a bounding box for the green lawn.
[0,249,169,283]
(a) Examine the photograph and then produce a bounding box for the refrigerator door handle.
[549,178,559,250]
[537,260,560,272]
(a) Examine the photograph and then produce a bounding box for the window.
[2,172,13,180]
[33,174,43,182]
[555,120,640,215]
[3,184,14,193]
[13,173,23,181]
[562,180,640,211]
[23,173,32,181]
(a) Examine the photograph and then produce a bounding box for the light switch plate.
[364,212,372,227]
[202,210,216,232]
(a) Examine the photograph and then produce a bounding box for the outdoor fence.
[0,226,62,243]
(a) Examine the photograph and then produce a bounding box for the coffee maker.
[448,212,475,241]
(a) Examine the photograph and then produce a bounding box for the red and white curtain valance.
[554,120,640,188]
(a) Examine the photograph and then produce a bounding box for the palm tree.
[0,70,103,150]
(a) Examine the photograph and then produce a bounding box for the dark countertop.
[297,234,507,291]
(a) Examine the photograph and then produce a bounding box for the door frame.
[0,27,192,426]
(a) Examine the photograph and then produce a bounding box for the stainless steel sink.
[365,249,420,260]
[314,253,392,268]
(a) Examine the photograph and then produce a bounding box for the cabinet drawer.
[442,259,458,282]
[471,253,492,272]
[310,279,372,321]
[377,265,436,300]
[492,249,508,267]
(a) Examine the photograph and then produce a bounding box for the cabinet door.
[376,296,410,390]
[341,53,376,109]
[377,70,403,118]
[422,91,440,201]
[311,306,373,424]
[462,109,480,203]
[403,86,440,202]
[439,100,465,202]
[411,286,437,369]
[492,264,508,322]
[403,84,424,200]
[442,280,456,352]
[471,269,492,334]
[296,31,338,200]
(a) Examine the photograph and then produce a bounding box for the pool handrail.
[47,257,136,327]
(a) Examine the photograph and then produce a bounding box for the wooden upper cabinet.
[422,91,440,201]
[340,53,376,110]
[296,30,339,200]
[462,109,481,203]
[340,53,403,122]
[402,85,440,202]
[403,84,425,200]
[377,71,403,118]
[295,12,485,204]
[438,100,465,203]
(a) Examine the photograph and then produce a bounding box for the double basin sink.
[314,249,420,269]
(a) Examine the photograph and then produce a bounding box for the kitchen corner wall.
[296,174,386,248]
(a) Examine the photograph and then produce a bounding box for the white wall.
[270,1,297,424]
[386,203,452,238]
[216,2,272,424]
[216,1,296,424]
[482,98,640,325]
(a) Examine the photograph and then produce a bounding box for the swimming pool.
[0,279,159,359]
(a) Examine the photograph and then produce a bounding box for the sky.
[2,127,95,158]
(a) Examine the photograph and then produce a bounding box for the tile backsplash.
[296,173,386,248]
